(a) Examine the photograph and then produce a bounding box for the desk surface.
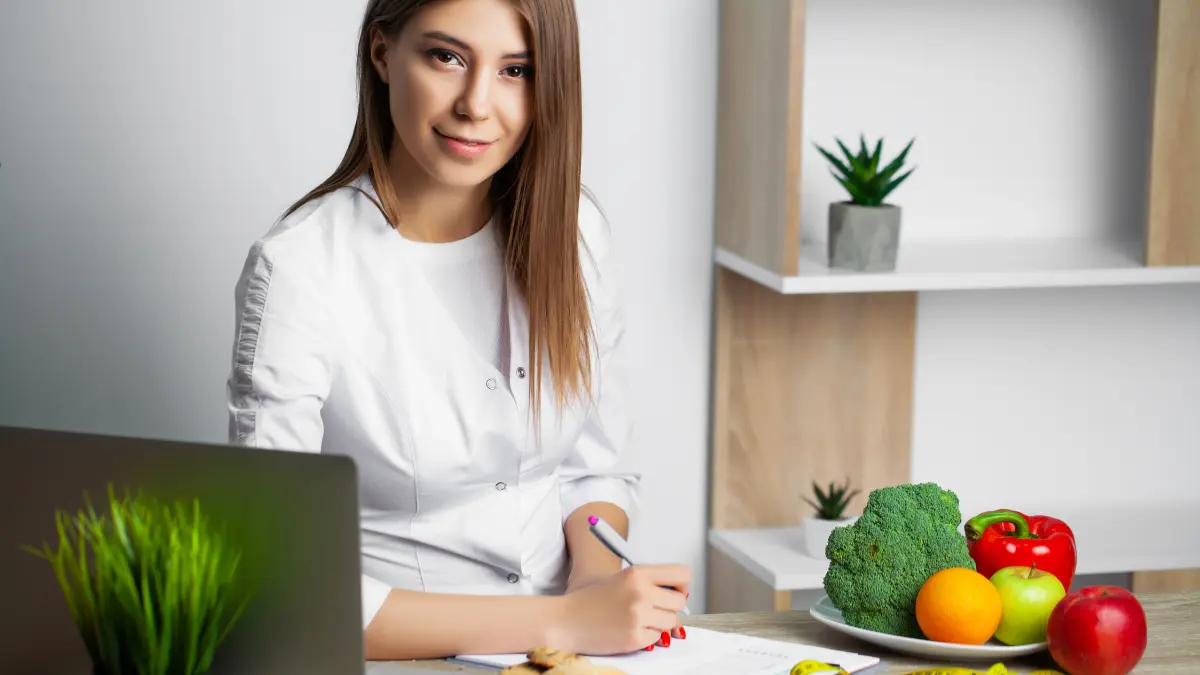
[376,591,1198,674]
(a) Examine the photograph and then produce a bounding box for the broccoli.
[821,482,975,639]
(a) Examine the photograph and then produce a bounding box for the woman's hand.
[564,569,688,643]
[550,564,691,655]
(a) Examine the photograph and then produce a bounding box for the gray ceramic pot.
[828,202,902,272]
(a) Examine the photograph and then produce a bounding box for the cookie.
[527,647,586,669]
[500,661,548,675]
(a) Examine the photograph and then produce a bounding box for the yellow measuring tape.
[790,660,850,675]
[789,661,1066,675]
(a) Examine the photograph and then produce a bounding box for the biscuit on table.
[502,647,627,675]
[527,647,587,668]
[499,661,547,675]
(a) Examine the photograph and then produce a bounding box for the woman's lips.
[434,128,493,159]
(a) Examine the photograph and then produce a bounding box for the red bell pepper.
[964,509,1078,592]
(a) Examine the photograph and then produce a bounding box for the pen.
[587,514,690,615]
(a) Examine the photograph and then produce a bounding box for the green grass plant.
[23,484,252,675]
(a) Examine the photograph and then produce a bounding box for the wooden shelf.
[710,502,1200,592]
[706,0,1200,609]
[716,238,1200,295]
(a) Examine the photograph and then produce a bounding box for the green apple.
[990,565,1067,645]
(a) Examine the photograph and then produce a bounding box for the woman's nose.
[455,71,492,121]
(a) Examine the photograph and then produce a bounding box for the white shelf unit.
[716,238,1200,295]
[709,502,1200,594]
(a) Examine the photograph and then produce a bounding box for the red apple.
[1046,585,1147,675]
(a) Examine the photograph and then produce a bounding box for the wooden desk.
[375,591,1199,674]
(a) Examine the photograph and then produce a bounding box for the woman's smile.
[434,127,495,159]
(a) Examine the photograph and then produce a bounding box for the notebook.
[453,626,880,674]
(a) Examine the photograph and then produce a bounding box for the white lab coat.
[224,174,640,628]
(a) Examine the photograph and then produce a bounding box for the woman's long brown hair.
[284,0,593,427]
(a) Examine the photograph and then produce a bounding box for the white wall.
[576,1,718,608]
[801,0,1198,521]
[912,285,1200,520]
[0,1,364,443]
[0,0,718,610]
[800,0,1155,244]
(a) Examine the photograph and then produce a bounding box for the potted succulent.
[23,485,252,675]
[802,478,861,558]
[814,134,916,272]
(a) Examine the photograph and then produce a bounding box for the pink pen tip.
[587,515,598,526]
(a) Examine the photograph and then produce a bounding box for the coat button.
[507,573,519,583]
[486,378,497,390]
[516,367,526,379]
[495,482,507,491]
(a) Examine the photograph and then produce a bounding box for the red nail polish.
[679,626,687,639]
[660,631,671,647]
[643,644,654,651]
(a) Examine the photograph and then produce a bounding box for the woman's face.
[371,0,534,190]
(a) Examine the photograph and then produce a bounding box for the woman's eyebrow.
[422,30,529,60]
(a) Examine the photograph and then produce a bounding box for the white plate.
[809,595,1047,661]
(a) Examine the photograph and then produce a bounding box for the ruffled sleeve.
[224,235,392,629]
[225,239,332,451]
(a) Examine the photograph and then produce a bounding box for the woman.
[224,0,690,662]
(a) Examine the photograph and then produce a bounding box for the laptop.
[0,424,366,675]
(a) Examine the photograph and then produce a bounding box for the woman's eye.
[428,48,462,67]
[503,65,531,79]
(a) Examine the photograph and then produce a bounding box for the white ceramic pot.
[803,514,858,559]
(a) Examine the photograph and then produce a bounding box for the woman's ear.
[368,26,392,84]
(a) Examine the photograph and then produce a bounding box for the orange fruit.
[915,567,1003,645]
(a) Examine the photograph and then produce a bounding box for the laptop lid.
[0,424,365,675]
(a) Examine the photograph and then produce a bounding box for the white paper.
[453,626,880,674]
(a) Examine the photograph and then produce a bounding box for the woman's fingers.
[631,564,691,591]
[642,620,686,649]
[649,584,688,613]
[643,607,681,634]
[640,628,661,650]
[673,578,692,601]
[629,565,691,608]
[625,564,693,650]
[646,584,688,645]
